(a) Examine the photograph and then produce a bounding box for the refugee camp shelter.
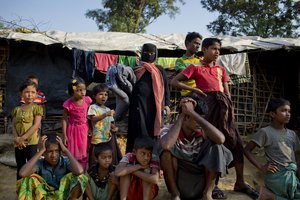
[0,29,300,135]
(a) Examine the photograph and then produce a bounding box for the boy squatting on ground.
[245,98,300,200]
[16,134,88,200]
[171,37,259,199]
[85,143,119,200]
[159,95,233,200]
[115,136,160,200]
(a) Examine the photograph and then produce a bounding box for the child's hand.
[17,141,28,149]
[261,162,278,173]
[14,136,27,148]
[64,136,68,146]
[106,110,115,117]
[109,172,119,185]
[180,98,196,115]
[194,88,207,97]
[57,136,68,154]
[164,106,171,117]
[14,136,24,145]
[111,125,119,133]
[139,164,150,170]
[180,97,196,108]
[38,135,48,153]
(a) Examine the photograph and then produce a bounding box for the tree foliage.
[86,0,184,33]
[200,0,300,37]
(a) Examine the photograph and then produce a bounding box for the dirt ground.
[0,134,264,200]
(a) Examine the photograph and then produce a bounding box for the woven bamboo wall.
[229,62,284,135]
[0,44,8,134]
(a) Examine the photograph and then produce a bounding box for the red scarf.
[135,61,165,136]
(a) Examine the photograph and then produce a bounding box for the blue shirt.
[36,156,71,189]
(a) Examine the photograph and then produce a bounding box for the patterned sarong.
[16,173,88,200]
[265,163,300,200]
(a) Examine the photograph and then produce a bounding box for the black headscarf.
[141,43,157,63]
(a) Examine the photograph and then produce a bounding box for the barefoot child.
[115,136,159,200]
[17,134,88,200]
[85,143,119,200]
[245,98,300,200]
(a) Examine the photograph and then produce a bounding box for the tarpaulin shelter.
[0,29,300,134]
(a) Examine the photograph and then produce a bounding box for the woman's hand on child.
[261,162,278,173]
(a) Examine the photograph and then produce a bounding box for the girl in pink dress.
[62,77,92,170]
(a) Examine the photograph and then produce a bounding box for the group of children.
[11,36,300,200]
[12,74,159,200]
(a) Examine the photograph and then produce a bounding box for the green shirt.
[175,54,202,96]
[12,104,43,145]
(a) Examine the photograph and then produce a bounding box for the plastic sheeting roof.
[1,29,300,53]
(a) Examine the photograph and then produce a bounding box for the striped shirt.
[161,125,204,160]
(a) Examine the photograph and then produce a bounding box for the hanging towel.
[118,55,137,68]
[217,53,247,76]
[155,57,177,70]
[216,53,251,84]
[95,53,118,73]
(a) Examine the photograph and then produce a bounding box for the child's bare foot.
[258,186,275,200]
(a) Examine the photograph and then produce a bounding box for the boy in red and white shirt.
[115,136,159,200]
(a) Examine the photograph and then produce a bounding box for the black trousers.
[15,145,38,180]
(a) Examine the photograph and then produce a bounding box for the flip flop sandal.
[212,186,227,199]
[234,184,259,199]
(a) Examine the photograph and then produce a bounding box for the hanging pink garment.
[94,53,118,73]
